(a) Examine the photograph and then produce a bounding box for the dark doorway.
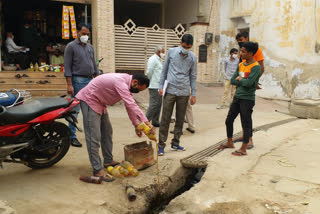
[114,0,162,27]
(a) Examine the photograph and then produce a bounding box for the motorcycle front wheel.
[26,122,71,169]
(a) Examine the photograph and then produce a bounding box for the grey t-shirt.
[64,39,99,77]
[224,57,239,80]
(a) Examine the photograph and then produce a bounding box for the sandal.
[218,144,235,150]
[104,161,120,168]
[247,144,254,150]
[98,174,115,182]
[233,137,243,143]
[232,150,247,156]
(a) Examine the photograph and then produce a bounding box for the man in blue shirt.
[146,46,165,127]
[158,34,197,156]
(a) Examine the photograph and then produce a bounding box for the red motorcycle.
[0,95,80,169]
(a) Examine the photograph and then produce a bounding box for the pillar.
[91,0,115,73]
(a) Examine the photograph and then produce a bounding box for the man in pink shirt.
[76,73,155,181]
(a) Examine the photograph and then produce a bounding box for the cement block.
[289,99,320,119]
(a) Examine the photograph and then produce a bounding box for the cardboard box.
[124,141,155,170]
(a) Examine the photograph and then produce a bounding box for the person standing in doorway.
[217,48,239,109]
[64,23,99,147]
[146,46,165,127]
[236,32,264,76]
[158,34,197,156]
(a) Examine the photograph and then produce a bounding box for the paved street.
[1,85,319,214]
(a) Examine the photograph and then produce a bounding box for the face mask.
[130,86,139,93]
[181,47,190,55]
[80,35,89,44]
[160,53,165,58]
[238,42,244,48]
[232,54,238,58]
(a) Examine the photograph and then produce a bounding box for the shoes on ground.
[186,128,195,134]
[158,147,164,156]
[71,138,82,147]
[170,144,186,151]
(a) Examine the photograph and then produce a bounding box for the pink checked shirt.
[76,73,148,126]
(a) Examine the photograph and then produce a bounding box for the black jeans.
[225,98,255,144]
[158,93,189,148]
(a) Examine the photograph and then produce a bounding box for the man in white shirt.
[5,32,28,70]
[146,46,165,127]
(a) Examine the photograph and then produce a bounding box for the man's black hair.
[230,48,238,54]
[242,42,259,55]
[181,34,193,45]
[132,73,150,88]
[235,31,249,40]
[77,23,89,31]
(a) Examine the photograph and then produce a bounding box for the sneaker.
[170,144,186,151]
[158,147,164,156]
[71,138,82,147]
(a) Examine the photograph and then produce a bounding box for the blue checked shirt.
[159,47,197,96]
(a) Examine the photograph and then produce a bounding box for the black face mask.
[238,42,244,48]
[130,86,139,93]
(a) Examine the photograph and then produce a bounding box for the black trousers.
[225,98,255,144]
[9,52,29,69]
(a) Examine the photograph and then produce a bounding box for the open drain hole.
[147,167,206,214]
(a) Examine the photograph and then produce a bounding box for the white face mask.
[232,54,238,58]
[181,47,190,55]
[160,53,165,58]
[80,35,89,44]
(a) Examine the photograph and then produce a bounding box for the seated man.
[5,32,29,70]
[51,49,64,65]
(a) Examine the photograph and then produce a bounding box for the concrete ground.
[1,85,319,214]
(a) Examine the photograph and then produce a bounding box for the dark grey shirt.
[64,39,99,77]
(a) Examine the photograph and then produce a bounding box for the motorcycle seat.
[0,98,72,125]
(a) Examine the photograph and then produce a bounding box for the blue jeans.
[69,76,93,139]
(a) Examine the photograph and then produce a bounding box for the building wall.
[188,0,221,84]
[218,0,320,99]
[164,0,199,29]
[91,0,115,73]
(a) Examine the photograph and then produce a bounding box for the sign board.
[199,45,207,63]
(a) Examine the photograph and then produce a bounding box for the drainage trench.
[147,167,206,214]
[144,118,299,213]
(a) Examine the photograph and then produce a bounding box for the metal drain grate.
[181,118,299,168]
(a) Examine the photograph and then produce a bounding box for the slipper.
[232,150,247,156]
[247,144,254,150]
[233,137,243,143]
[22,74,29,77]
[104,161,120,168]
[99,174,115,182]
[218,144,235,150]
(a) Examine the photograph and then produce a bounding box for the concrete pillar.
[91,0,115,73]
[189,0,220,85]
